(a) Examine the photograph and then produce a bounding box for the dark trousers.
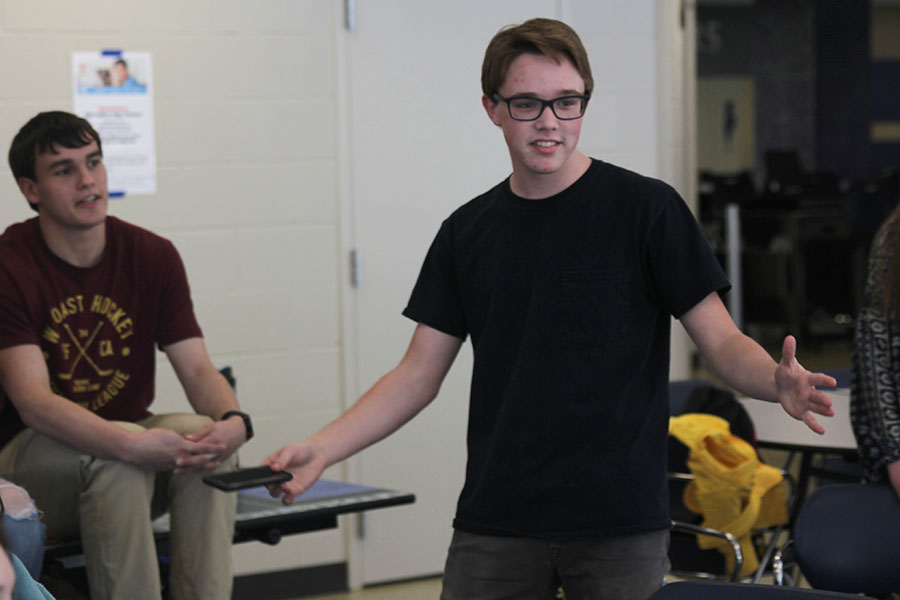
[441,528,670,600]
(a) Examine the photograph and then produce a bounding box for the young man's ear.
[17,177,41,207]
[482,94,502,127]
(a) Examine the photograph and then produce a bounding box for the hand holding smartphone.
[202,466,293,491]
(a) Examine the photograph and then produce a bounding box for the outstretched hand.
[262,442,326,504]
[774,335,836,434]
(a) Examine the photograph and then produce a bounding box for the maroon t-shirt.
[0,216,202,448]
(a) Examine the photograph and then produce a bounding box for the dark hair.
[481,18,593,99]
[8,111,102,212]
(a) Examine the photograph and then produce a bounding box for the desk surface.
[235,479,414,527]
[47,479,415,566]
[737,388,855,453]
[152,479,415,537]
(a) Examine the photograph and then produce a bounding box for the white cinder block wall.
[0,0,692,583]
[0,0,348,576]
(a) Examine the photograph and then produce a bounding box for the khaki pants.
[0,413,238,600]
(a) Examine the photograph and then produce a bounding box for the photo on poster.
[72,50,157,196]
[74,53,150,95]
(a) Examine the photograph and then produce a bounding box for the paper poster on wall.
[697,76,756,175]
[71,50,156,196]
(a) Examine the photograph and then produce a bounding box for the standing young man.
[0,111,250,600]
[265,19,835,599]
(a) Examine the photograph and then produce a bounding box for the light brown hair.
[481,18,593,99]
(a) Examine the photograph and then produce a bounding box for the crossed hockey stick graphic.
[57,322,113,380]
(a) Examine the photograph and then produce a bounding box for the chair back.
[794,483,900,594]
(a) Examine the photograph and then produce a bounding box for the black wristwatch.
[221,410,254,441]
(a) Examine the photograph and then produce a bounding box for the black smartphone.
[202,466,293,491]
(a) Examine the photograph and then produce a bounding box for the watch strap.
[221,410,253,441]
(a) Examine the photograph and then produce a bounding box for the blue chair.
[790,483,900,595]
[652,581,875,599]
[806,367,863,486]
[820,367,851,389]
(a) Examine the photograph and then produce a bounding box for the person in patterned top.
[852,198,900,499]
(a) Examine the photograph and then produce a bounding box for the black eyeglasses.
[494,93,590,121]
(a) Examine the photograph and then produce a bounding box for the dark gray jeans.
[441,528,670,600]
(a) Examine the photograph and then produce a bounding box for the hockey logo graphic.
[41,293,134,410]
[58,322,112,380]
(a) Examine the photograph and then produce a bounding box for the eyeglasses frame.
[493,93,591,122]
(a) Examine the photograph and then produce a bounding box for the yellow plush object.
[669,413,789,576]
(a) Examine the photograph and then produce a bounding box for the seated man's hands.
[262,442,326,504]
[128,428,226,472]
[177,418,247,474]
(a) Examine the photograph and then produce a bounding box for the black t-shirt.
[403,159,730,539]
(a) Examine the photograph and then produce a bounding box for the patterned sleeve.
[851,224,900,482]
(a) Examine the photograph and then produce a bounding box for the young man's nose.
[533,105,559,128]
[77,165,95,186]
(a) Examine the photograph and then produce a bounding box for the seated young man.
[0,111,252,600]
